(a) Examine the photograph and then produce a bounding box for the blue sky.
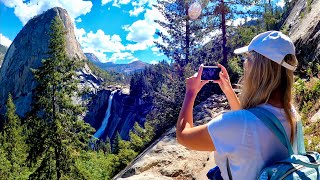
[0,0,167,64]
[0,0,285,64]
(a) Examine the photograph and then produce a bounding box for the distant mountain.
[0,44,8,68]
[85,52,149,74]
[84,53,100,64]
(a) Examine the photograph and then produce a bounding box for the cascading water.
[94,90,118,139]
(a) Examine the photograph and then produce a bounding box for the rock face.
[106,95,152,140]
[93,93,152,140]
[0,7,100,117]
[284,0,320,68]
[114,94,229,180]
[0,44,7,68]
[84,87,153,141]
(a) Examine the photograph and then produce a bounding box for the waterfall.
[94,90,118,139]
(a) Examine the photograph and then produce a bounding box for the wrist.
[224,88,236,97]
[185,90,197,99]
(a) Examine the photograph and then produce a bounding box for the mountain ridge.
[85,52,149,74]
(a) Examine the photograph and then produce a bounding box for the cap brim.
[234,46,249,54]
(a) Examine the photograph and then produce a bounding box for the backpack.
[247,107,320,180]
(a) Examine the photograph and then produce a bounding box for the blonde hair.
[240,51,298,144]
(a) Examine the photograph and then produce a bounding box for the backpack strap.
[247,107,294,156]
[296,120,306,155]
[226,158,233,180]
[278,156,320,168]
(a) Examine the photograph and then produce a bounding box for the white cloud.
[144,7,167,35]
[122,24,130,31]
[75,28,130,63]
[83,47,108,62]
[125,42,149,52]
[202,30,221,45]
[126,20,156,43]
[151,46,163,56]
[109,52,138,62]
[123,6,167,53]
[151,47,159,52]
[129,6,145,16]
[102,0,131,7]
[276,0,285,8]
[75,27,140,63]
[0,0,93,25]
[77,29,125,53]
[129,59,140,63]
[75,17,82,23]
[226,17,256,27]
[82,47,140,63]
[150,60,159,64]
[102,0,156,8]
[102,0,113,5]
[153,51,163,56]
[0,33,12,47]
[132,0,155,7]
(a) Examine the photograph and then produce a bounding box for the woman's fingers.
[218,64,229,79]
[197,64,204,79]
[218,64,227,74]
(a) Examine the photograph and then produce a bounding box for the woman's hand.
[186,64,209,97]
[213,64,233,94]
[214,64,241,110]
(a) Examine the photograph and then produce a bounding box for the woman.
[176,31,299,179]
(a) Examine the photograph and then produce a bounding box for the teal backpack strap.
[226,158,233,180]
[279,157,320,168]
[247,107,294,156]
[296,120,306,155]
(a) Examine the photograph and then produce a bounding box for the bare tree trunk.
[221,0,228,66]
[185,3,190,67]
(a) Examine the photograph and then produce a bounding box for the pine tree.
[26,15,94,179]
[105,137,112,154]
[129,127,144,152]
[116,138,137,170]
[154,0,214,71]
[155,0,267,67]
[0,148,10,178]
[112,132,122,154]
[0,94,29,179]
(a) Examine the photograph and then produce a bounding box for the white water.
[94,90,117,139]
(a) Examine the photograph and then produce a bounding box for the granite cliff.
[0,7,151,142]
[0,7,100,116]
[0,45,7,68]
[283,0,320,72]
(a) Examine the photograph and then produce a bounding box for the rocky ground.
[114,94,230,180]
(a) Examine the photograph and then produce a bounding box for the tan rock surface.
[115,94,229,180]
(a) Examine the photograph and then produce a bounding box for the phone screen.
[201,66,221,80]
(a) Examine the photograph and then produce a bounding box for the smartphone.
[201,66,221,81]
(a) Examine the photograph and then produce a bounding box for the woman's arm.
[214,64,241,110]
[176,65,215,151]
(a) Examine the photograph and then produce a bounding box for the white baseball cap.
[234,31,297,71]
